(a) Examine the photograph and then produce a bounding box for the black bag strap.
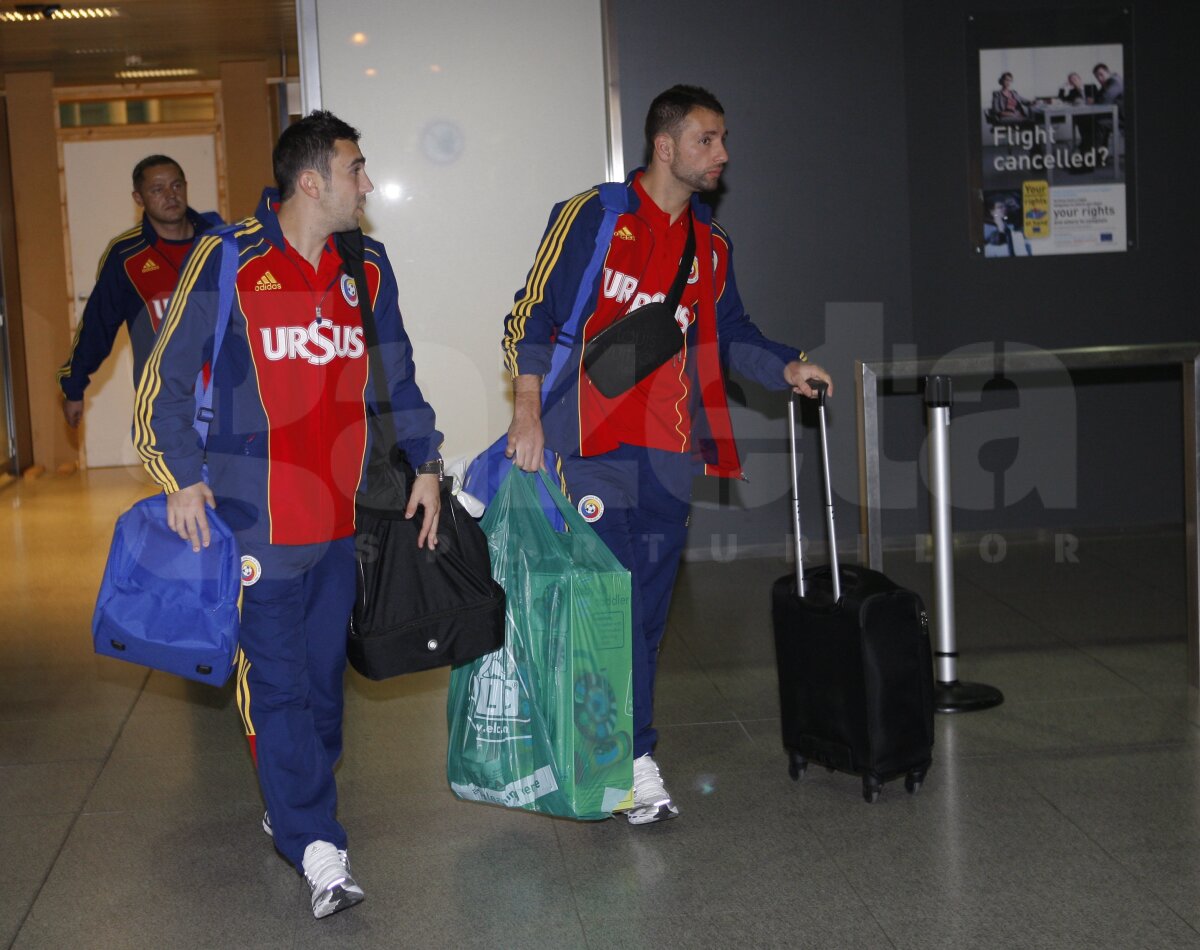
[336,230,387,411]
[662,212,695,314]
[336,229,406,482]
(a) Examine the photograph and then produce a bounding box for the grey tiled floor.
[5,469,1200,948]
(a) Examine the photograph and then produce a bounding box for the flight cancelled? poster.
[968,10,1134,258]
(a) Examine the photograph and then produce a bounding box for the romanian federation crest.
[577,494,604,523]
[240,555,262,587]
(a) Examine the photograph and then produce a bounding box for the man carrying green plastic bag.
[447,467,633,820]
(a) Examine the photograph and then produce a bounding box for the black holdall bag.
[350,448,505,679]
[581,213,695,398]
[338,229,505,679]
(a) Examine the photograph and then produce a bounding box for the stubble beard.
[148,206,187,230]
[324,196,365,235]
[671,158,719,194]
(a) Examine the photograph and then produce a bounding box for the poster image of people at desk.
[968,10,1133,257]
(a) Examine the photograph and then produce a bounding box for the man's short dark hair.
[273,110,361,201]
[1093,63,1109,75]
[132,155,183,189]
[644,85,724,147]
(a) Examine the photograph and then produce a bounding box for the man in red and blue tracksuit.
[134,112,443,919]
[57,154,223,428]
[503,85,833,824]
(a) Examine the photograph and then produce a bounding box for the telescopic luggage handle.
[811,381,841,601]
[788,380,841,602]
[787,393,805,596]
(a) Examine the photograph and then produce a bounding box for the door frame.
[53,80,229,469]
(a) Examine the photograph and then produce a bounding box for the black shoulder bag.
[581,213,695,399]
[338,229,504,679]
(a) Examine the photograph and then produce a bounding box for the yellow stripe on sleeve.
[132,233,224,491]
[55,319,85,382]
[56,228,145,384]
[94,226,142,282]
[502,189,596,376]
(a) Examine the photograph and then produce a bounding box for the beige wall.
[219,60,274,221]
[5,72,75,471]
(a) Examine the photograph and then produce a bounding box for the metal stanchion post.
[925,375,1004,713]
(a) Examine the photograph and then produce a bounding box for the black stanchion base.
[935,680,1004,714]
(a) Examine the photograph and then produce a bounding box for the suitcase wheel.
[862,776,882,804]
[905,770,926,795]
[787,752,807,781]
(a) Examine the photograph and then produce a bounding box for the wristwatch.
[416,457,444,482]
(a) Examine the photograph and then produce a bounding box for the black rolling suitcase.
[771,385,934,803]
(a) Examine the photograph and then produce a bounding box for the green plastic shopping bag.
[446,467,633,820]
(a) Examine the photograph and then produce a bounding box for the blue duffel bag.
[92,494,240,686]
[92,227,242,687]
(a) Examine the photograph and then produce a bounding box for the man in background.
[57,155,222,428]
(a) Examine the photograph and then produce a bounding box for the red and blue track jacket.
[57,207,224,401]
[502,170,803,478]
[133,189,442,547]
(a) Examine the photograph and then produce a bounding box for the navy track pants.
[560,445,694,758]
[236,535,355,870]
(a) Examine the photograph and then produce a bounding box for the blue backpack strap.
[464,184,628,528]
[192,227,240,447]
[542,182,628,395]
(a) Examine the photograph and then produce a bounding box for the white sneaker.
[302,840,364,919]
[627,754,679,825]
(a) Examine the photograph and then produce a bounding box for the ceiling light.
[2,6,120,21]
[115,67,199,80]
[55,6,119,17]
